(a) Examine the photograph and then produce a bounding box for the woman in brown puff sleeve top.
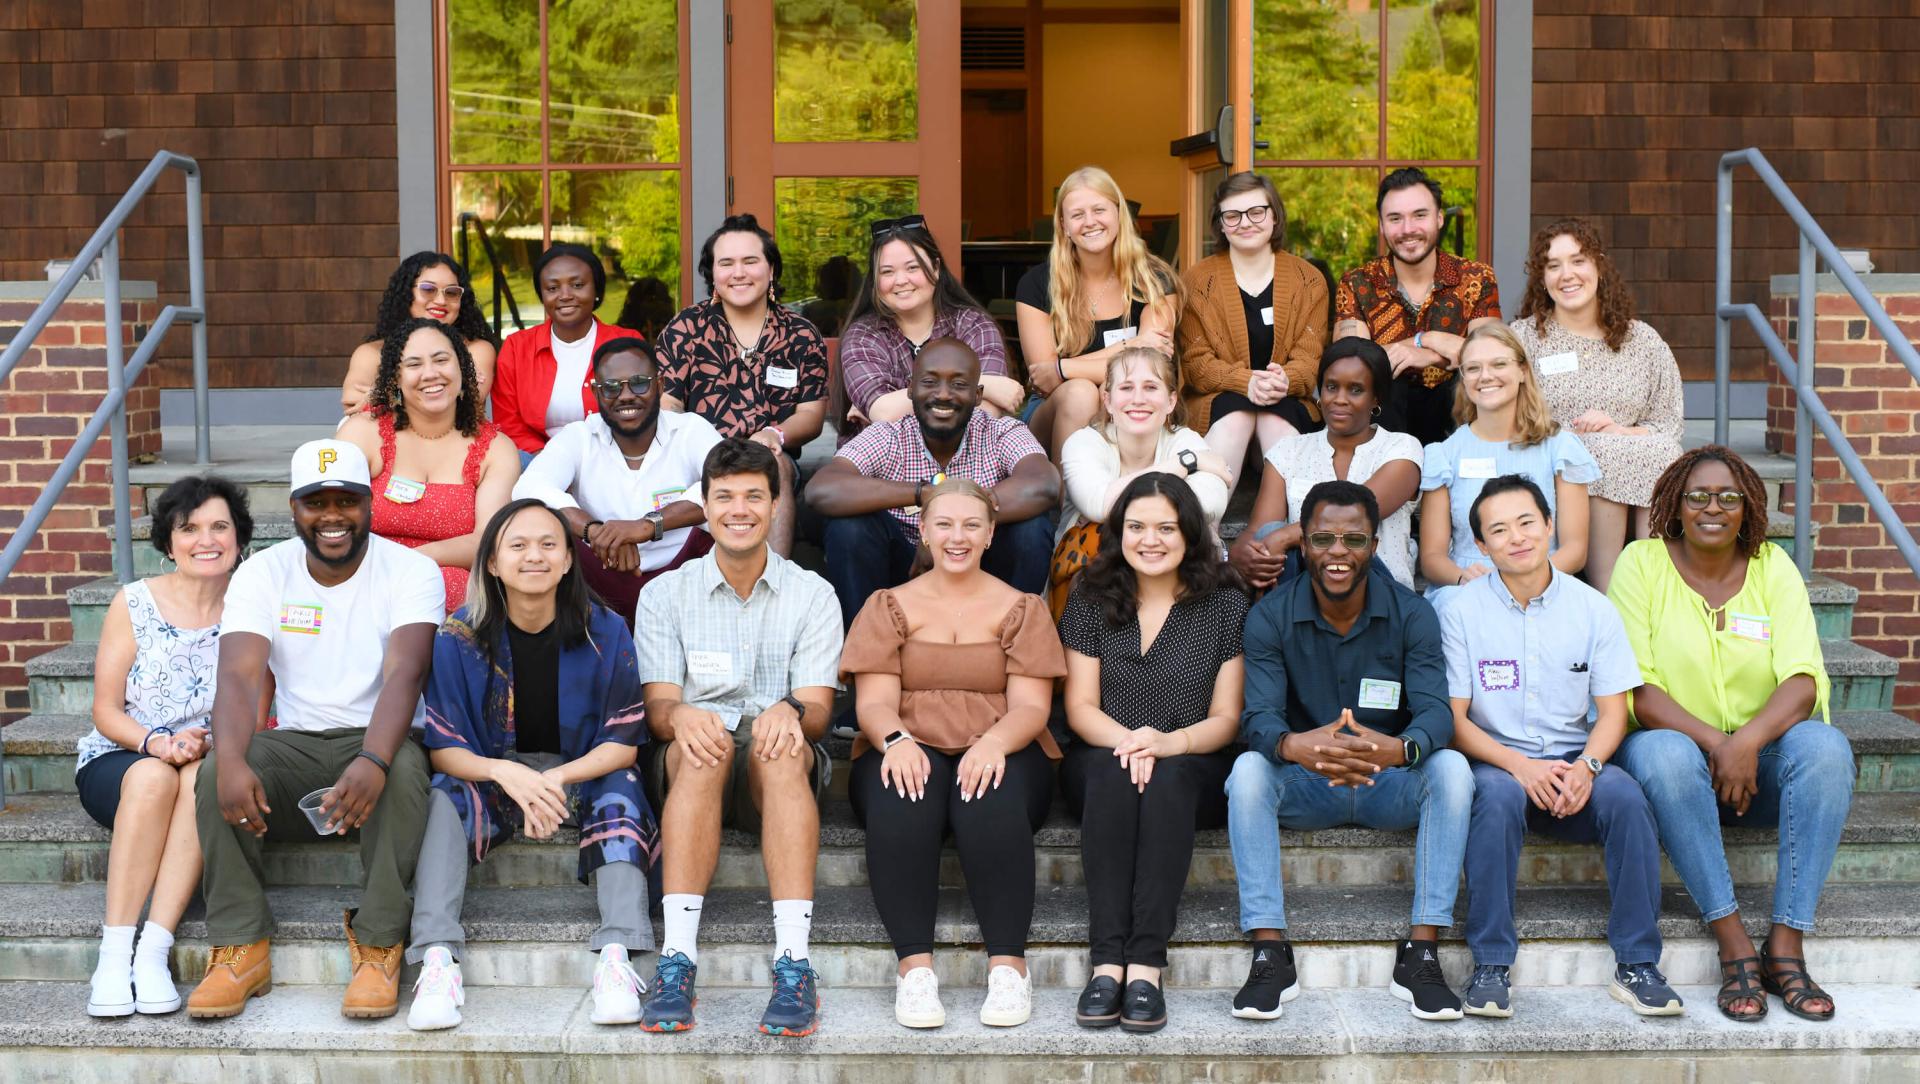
[843,478,1067,1033]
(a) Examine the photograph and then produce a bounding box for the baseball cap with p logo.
[289,439,373,501]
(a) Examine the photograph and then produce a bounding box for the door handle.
[1169,105,1234,167]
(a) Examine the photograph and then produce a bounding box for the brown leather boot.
[186,939,272,1019]
[340,909,404,1019]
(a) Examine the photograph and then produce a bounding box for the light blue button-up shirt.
[1439,566,1640,757]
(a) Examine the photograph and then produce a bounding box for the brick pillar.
[1767,273,1920,715]
[0,281,161,721]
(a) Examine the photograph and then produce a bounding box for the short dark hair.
[1209,171,1287,252]
[590,336,655,376]
[1299,479,1381,536]
[1468,474,1551,542]
[697,213,784,295]
[1317,336,1394,408]
[701,437,782,502]
[150,475,254,558]
[533,242,607,304]
[1376,167,1445,215]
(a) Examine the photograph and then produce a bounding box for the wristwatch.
[778,693,807,719]
[1401,737,1422,767]
[641,510,667,540]
[883,730,914,751]
[1177,449,1199,476]
[1578,755,1604,776]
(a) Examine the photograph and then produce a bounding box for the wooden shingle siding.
[0,2,399,390]
[1533,4,1920,382]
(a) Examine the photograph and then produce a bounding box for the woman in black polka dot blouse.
[1058,471,1250,1034]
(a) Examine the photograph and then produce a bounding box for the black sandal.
[1716,956,1768,1022]
[1760,947,1837,1021]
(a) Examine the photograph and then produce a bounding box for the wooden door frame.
[1176,0,1253,268]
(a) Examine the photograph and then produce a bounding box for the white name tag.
[687,650,734,681]
[1536,351,1579,376]
[1728,613,1773,642]
[766,366,798,390]
[1102,326,1138,349]
[1261,306,1274,326]
[1357,678,1402,711]
[1460,457,1499,480]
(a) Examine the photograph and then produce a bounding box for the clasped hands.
[1506,757,1594,819]
[1282,709,1405,787]
[492,759,572,840]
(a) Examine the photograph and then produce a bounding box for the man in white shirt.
[515,336,724,621]
[188,440,445,1022]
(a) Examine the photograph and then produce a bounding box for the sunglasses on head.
[869,214,927,239]
[589,375,654,397]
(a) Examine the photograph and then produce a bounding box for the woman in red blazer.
[491,242,641,456]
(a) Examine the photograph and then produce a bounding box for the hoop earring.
[1370,405,1381,419]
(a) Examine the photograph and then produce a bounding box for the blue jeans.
[1613,722,1854,931]
[1464,759,1662,967]
[821,508,1054,628]
[1226,747,1473,932]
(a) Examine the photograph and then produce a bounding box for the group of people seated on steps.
[75,164,1852,1040]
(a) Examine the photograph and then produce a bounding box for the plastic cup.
[298,788,341,836]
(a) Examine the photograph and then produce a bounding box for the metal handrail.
[456,211,527,335]
[1713,147,1920,582]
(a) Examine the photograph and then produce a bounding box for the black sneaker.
[1119,979,1167,1034]
[1074,974,1121,1028]
[1462,964,1512,1018]
[1230,939,1299,1020]
[1610,962,1684,1017]
[1390,939,1462,1021]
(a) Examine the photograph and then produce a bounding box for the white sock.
[135,922,175,958]
[97,925,135,970]
[772,899,812,964]
[660,894,703,965]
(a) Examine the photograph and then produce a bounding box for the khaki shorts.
[645,714,831,833]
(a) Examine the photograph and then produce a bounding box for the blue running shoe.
[759,951,821,1037]
[639,951,698,1032]
[1462,964,1512,1018]
[1611,962,1684,1017]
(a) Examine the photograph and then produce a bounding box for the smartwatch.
[1177,449,1199,476]
[1401,737,1422,767]
[641,510,667,540]
[1578,755,1604,777]
[883,730,914,751]
[779,693,808,719]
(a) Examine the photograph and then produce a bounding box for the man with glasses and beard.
[189,440,444,1022]
[1223,480,1475,1023]
[514,337,725,622]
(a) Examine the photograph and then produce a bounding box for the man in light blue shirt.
[1440,475,1679,1020]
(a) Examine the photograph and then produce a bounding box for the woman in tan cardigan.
[1179,173,1328,488]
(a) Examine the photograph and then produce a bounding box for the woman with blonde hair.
[1016,167,1182,461]
[1418,323,1598,605]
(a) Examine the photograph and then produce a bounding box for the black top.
[508,619,563,755]
[1059,585,1249,733]
[1240,280,1275,373]
[1015,261,1150,358]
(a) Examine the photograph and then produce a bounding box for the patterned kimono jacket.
[423,602,660,883]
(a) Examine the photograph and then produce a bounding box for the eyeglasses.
[1682,490,1745,509]
[1306,531,1373,551]
[869,214,927,239]
[415,282,466,301]
[1218,205,1272,228]
[589,375,654,397]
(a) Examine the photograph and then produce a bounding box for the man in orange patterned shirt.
[1335,168,1503,446]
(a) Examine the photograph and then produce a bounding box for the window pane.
[774,0,918,143]
[449,172,544,337]
[551,170,684,331]
[774,177,917,335]
[1424,166,1478,262]
[447,0,541,165]
[1260,167,1379,276]
[1385,0,1480,161]
[1253,0,1378,161]
[548,0,681,164]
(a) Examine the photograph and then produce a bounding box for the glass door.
[1174,0,1251,267]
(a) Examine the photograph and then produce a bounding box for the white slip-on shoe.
[132,946,182,1014]
[87,960,135,1018]
[979,964,1032,1028]
[590,943,646,1025]
[407,946,465,1031]
[894,966,946,1029]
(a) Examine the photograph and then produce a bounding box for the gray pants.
[407,775,653,964]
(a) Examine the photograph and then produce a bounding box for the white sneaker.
[132,947,181,1014]
[407,947,465,1031]
[590,943,645,1025]
[979,964,1031,1027]
[894,966,945,1029]
[87,959,134,1018]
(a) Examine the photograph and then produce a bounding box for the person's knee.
[1782,723,1855,788]
[1623,730,1706,795]
[1420,748,1474,813]
[1226,751,1282,812]
[1470,767,1527,820]
[746,745,812,793]
[1056,377,1101,417]
[194,749,223,807]
[119,756,181,808]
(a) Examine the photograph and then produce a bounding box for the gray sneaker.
[1611,962,1684,1017]
[1462,964,1512,1018]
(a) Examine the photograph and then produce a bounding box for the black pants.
[1063,741,1233,968]
[1378,371,1458,447]
[849,742,1053,958]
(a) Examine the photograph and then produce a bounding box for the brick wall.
[1766,274,1920,715]
[1533,5,1920,382]
[0,0,400,390]
[0,284,159,720]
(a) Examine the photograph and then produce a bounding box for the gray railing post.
[1714,159,1732,448]
[1793,236,1815,580]
[186,161,211,465]
[102,238,134,585]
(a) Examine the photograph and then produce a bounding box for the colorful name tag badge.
[1728,612,1773,642]
[1477,659,1521,692]
[279,604,324,635]
[1357,677,1402,711]
[383,476,427,504]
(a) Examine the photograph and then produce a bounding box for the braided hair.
[364,252,499,349]
[369,317,482,437]
[1647,444,1770,557]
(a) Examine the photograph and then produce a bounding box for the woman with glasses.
[1178,173,1327,488]
[342,252,500,416]
[838,214,1025,437]
[1606,447,1851,1024]
[491,243,644,458]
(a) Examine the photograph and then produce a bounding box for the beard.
[605,402,660,441]
[1389,232,1436,268]
[298,521,372,569]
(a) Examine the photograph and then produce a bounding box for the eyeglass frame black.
[588,375,655,397]
[869,214,928,239]
[1216,204,1273,228]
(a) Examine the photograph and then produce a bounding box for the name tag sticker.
[687,650,733,680]
[1102,326,1139,349]
[1477,659,1520,692]
[1261,306,1274,326]
[1537,351,1579,376]
[279,604,323,635]
[1357,678,1402,711]
[1728,613,1773,642]
[383,476,426,504]
[650,486,687,511]
[1460,457,1499,480]
[766,366,799,390]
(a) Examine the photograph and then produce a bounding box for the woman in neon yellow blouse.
[1607,447,1851,1024]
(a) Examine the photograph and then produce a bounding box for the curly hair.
[1077,472,1241,628]
[364,251,498,349]
[1518,217,1634,352]
[1647,445,1770,558]
[369,317,482,437]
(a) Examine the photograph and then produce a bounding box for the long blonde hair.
[1453,323,1559,448]
[1046,166,1178,356]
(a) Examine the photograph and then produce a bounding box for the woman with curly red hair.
[1512,218,1684,590]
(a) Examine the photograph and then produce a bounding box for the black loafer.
[1075,974,1122,1027]
[1119,979,1167,1033]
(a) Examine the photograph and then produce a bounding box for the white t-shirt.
[544,328,596,435]
[219,535,446,732]
[1263,427,1424,588]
